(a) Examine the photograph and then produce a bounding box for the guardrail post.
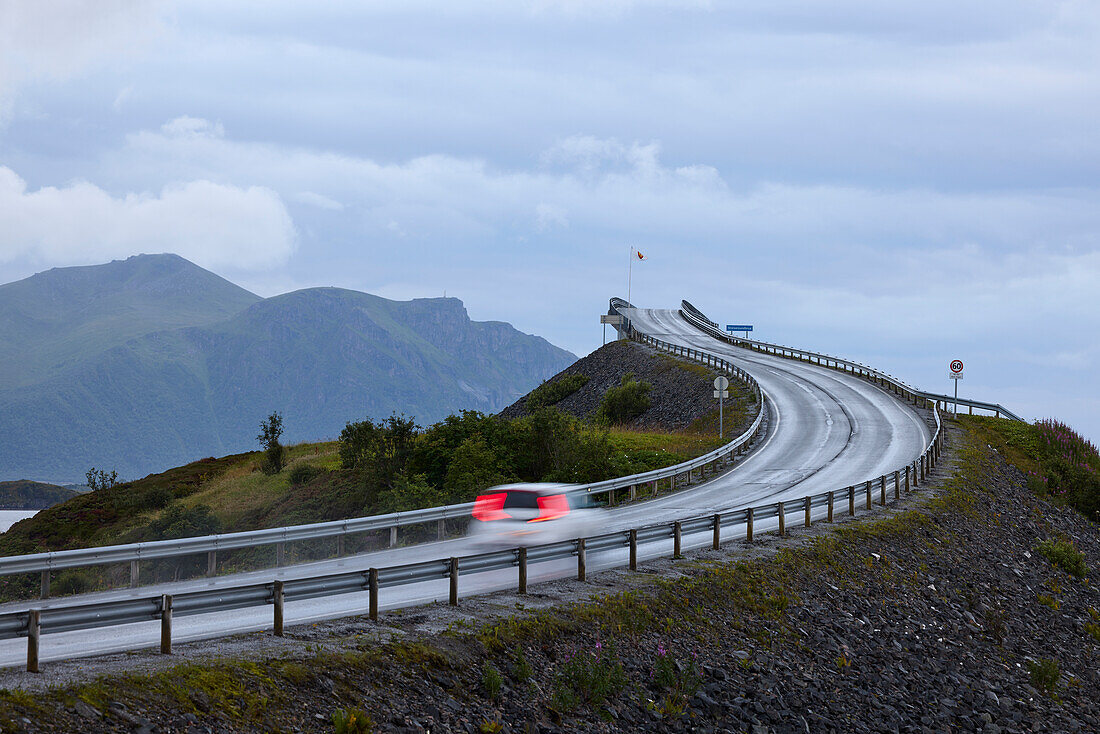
[746,508,754,542]
[437,519,445,541]
[712,514,721,549]
[337,534,345,557]
[804,497,811,527]
[130,560,139,588]
[277,542,286,567]
[673,522,682,558]
[920,455,926,482]
[207,550,217,578]
[40,571,49,599]
[827,493,834,523]
[629,529,638,570]
[449,557,459,605]
[26,610,40,673]
[848,486,855,516]
[879,476,887,506]
[609,488,617,507]
[777,503,785,536]
[894,470,900,500]
[865,481,872,510]
[369,568,379,621]
[577,540,587,582]
[160,594,173,655]
[389,527,398,548]
[518,548,527,594]
[273,580,284,637]
[629,484,636,501]
[969,405,973,415]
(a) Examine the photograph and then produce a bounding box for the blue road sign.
[726,324,753,332]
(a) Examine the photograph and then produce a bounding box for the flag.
[635,250,647,260]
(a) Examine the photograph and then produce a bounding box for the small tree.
[85,467,119,491]
[257,411,286,475]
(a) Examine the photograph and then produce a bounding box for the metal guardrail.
[0,319,767,600]
[676,300,1024,422]
[1,295,967,673]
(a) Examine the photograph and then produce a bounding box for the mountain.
[0,256,575,482]
[0,480,79,510]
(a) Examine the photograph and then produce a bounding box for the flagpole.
[627,246,633,306]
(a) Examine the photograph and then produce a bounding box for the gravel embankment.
[2,421,1099,733]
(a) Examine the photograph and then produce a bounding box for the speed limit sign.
[949,360,964,379]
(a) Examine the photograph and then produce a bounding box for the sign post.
[713,376,730,438]
[600,314,623,345]
[949,359,964,415]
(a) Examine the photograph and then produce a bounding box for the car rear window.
[503,491,541,509]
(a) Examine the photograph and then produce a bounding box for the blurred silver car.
[467,483,603,548]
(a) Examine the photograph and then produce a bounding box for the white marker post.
[713,376,730,438]
[949,359,964,415]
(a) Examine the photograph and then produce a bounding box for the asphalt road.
[0,308,931,668]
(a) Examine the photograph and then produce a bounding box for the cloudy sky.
[2,1,1098,440]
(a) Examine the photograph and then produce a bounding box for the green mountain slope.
[0,480,78,510]
[0,254,261,388]
[0,258,576,483]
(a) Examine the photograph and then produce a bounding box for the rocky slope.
[499,339,756,433]
[0,256,575,482]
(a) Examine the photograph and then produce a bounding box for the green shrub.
[596,373,652,425]
[481,664,503,700]
[514,646,533,682]
[287,465,320,486]
[146,504,221,541]
[331,708,373,734]
[1036,537,1088,578]
[1026,657,1060,693]
[53,569,93,596]
[550,643,626,712]
[257,412,286,475]
[527,374,589,410]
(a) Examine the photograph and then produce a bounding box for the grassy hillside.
[0,481,78,510]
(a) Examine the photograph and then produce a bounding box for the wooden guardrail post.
[437,519,445,541]
[879,475,887,506]
[777,503,785,536]
[848,486,855,516]
[337,534,345,557]
[518,548,527,594]
[40,571,49,599]
[629,484,636,501]
[804,497,811,527]
[26,610,40,673]
[273,580,284,637]
[130,560,139,588]
[160,594,173,654]
[894,470,900,500]
[629,529,638,570]
[904,465,910,492]
[368,568,379,621]
[746,507,754,542]
[276,542,286,567]
[207,550,217,578]
[448,557,459,605]
[827,492,834,523]
[389,527,398,548]
[712,514,721,549]
[864,481,872,510]
[577,540,587,582]
[673,522,682,558]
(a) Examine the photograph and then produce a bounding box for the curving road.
[0,307,931,669]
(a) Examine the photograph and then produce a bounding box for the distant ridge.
[0,255,576,482]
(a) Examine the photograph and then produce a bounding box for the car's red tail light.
[530,493,570,523]
[473,493,509,521]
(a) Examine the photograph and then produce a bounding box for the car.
[467,483,604,549]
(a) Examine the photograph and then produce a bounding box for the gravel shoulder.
[1,418,1098,734]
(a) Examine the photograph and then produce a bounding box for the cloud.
[0,167,296,271]
[0,1,164,115]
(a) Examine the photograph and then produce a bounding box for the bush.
[331,708,373,734]
[257,412,286,475]
[527,374,589,411]
[550,643,626,712]
[339,414,418,487]
[146,504,221,541]
[596,373,652,425]
[287,465,321,486]
[1026,657,1060,693]
[481,664,503,700]
[1036,537,1088,578]
[53,569,93,596]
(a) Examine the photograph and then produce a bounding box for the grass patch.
[1036,536,1089,578]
